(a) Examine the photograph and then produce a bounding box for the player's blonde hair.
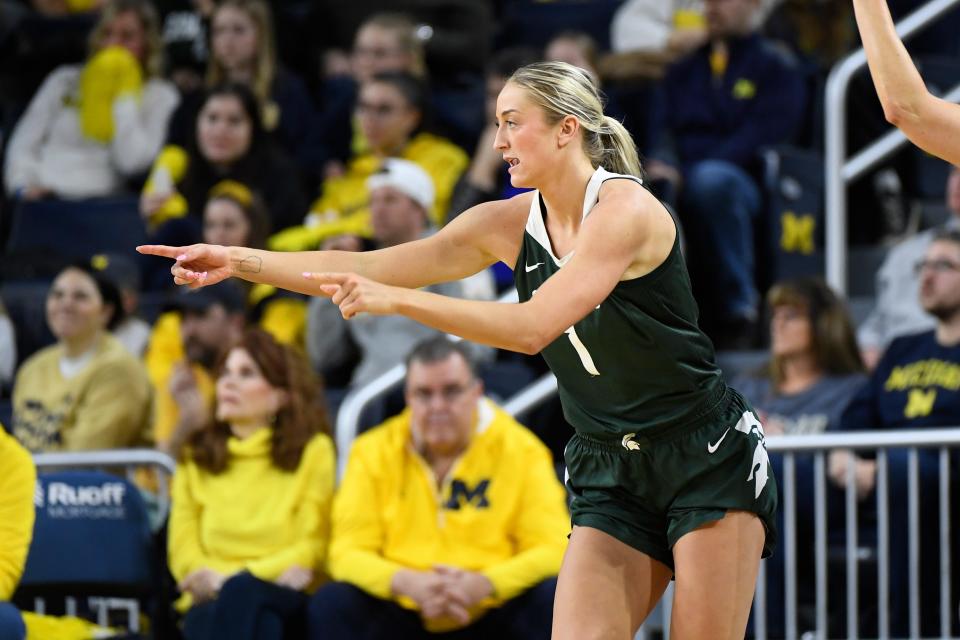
[509,61,641,178]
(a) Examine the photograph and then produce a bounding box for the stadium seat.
[4,197,145,280]
[15,470,157,632]
[761,145,826,289]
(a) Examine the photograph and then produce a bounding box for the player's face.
[212,5,259,72]
[215,347,286,426]
[406,353,482,458]
[770,304,813,359]
[46,268,112,343]
[918,240,960,319]
[494,82,558,188]
[204,198,252,246]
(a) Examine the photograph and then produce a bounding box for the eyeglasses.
[408,383,473,404]
[356,101,405,118]
[914,259,960,275]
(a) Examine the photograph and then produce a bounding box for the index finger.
[137,244,190,259]
[302,271,350,283]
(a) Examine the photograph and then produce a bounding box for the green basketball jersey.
[514,167,727,438]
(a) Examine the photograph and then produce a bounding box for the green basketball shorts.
[564,387,778,572]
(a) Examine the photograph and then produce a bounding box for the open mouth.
[505,158,519,168]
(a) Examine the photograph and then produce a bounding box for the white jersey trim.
[524,166,643,267]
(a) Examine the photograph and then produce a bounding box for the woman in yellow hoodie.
[168,328,335,639]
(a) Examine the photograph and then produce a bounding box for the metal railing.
[637,429,960,640]
[824,0,960,295]
[33,447,177,517]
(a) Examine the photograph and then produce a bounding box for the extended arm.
[316,183,675,354]
[853,0,960,165]
[138,195,527,297]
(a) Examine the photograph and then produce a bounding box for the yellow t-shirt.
[13,334,153,452]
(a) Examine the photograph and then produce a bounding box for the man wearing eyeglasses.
[859,166,960,368]
[833,228,960,636]
[307,337,567,640]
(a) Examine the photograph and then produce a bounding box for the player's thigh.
[552,525,673,640]
[670,510,764,640]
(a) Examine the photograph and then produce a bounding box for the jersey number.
[564,326,599,376]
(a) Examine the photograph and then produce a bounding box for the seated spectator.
[144,281,247,455]
[732,277,866,637]
[169,329,335,640]
[859,166,960,368]
[165,0,318,176]
[141,82,307,232]
[314,12,428,172]
[272,71,468,251]
[832,228,960,636]
[12,262,152,451]
[3,0,179,200]
[307,338,566,640]
[647,0,806,348]
[306,159,493,389]
[0,427,35,640]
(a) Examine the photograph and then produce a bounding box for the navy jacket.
[651,33,807,175]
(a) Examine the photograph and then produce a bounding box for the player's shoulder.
[597,174,664,218]
[459,190,534,228]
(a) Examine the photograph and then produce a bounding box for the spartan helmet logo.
[621,433,642,451]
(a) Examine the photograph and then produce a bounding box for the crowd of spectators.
[0,0,958,638]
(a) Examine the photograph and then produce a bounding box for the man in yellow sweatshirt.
[308,338,568,639]
[0,426,36,640]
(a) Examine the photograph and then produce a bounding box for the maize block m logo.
[904,388,936,418]
[444,479,490,510]
[780,211,815,255]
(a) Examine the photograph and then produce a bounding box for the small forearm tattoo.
[233,255,262,274]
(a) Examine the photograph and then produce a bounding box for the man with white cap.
[306,159,493,391]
